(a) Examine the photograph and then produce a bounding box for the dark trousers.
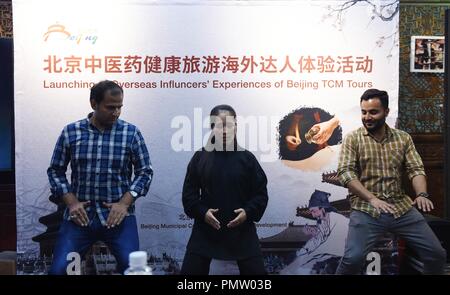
[180,252,266,275]
[336,207,446,275]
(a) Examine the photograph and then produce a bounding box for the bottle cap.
[129,251,148,267]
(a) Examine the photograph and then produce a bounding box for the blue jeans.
[336,207,446,275]
[49,214,139,275]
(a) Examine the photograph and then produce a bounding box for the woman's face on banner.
[212,110,236,146]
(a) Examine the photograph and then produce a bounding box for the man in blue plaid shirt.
[47,80,153,275]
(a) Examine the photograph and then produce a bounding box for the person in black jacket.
[180,104,269,275]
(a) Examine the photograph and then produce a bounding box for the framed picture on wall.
[410,36,445,73]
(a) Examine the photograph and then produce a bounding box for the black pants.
[180,252,266,275]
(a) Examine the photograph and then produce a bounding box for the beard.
[363,117,386,132]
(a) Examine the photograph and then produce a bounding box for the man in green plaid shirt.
[336,89,446,274]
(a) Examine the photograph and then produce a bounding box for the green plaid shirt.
[337,124,426,218]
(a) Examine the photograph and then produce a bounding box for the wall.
[0,1,12,38]
[398,1,449,133]
[0,0,14,251]
[398,1,449,217]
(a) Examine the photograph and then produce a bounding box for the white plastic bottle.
[124,251,153,275]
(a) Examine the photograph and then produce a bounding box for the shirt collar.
[86,112,121,131]
[362,123,392,142]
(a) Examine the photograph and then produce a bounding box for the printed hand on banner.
[286,135,301,150]
[311,117,340,145]
[286,121,302,151]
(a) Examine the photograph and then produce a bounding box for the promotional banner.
[13,0,399,274]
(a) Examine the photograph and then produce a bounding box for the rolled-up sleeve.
[404,134,426,180]
[337,133,359,187]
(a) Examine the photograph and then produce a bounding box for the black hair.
[209,104,237,129]
[207,104,238,147]
[90,80,123,104]
[360,88,389,109]
[198,105,239,188]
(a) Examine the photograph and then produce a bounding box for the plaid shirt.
[47,113,153,225]
[337,124,425,218]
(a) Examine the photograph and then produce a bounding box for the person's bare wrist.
[368,196,377,204]
[119,199,131,209]
[331,117,340,128]
[63,193,79,207]
[118,192,133,208]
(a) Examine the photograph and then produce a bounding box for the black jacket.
[182,148,269,260]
